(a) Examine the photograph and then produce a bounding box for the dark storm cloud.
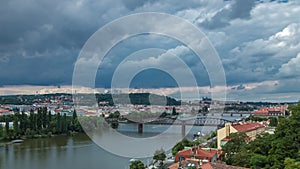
[0,49,76,86]
[0,0,129,86]
[200,0,256,29]
[0,0,300,100]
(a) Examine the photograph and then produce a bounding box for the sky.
[0,0,300,102]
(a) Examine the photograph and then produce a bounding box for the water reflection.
[0,117,246,169]
[1,134,130,169]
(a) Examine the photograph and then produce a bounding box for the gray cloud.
[200,0,256,29]
[278,53,300,78]
[0,0,299,101]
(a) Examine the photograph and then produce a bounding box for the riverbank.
[0,131,82,147]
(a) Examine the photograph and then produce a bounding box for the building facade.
[217,122,266,149]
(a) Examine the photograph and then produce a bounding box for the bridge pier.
[138,123,143,134]
[181,123,186,137]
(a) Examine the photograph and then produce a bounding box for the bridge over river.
[116,115,245,135]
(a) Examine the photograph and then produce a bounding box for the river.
[0,114,246,169]
[0,126,209,169]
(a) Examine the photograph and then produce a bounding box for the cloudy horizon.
[1,0,300,102]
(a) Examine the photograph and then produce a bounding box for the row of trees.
[0,108,82,140]
[221,102,300,168]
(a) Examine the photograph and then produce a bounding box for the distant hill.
[0,93,181,106]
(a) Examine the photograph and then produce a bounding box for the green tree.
[181,137,193,147]
[250,154,269,168]
[221,132,247,165]
[268,104,300,168]
[13,113,19,137]
[230,102,300,168]
[42,108,48,128]
[70,110,82,132]
[231,151,252,168]
[25,128,33,138]
[5,117,9,138]
[20,111,27,135]
[48,111,53,132]
[245,134,273,156]
[269,117,278,127]
[172,107,178,116]
[71,110,77,130]
[29,110,36,131]
[284,158,300,169]
[0,124,3,138]
[108,111,120,119]
[56,113,62,134]
[37,109,42,133]
[129,160,145,169]
[202,106,209,113]
[172,141,184,155]
[110,119,119,129]
[153,149,166,167]
[207,131,217,140]
[62,113,67,133]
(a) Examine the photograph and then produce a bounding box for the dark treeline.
[0,93,72,105]
[0,108,82,140]
[0,93,181,106]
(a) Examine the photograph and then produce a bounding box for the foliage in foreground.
[129,160,145,169]
[221,102,300,169]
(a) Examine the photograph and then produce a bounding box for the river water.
[0,114,246,169]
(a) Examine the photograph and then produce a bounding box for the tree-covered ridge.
[0,93,181,106]
[221,102,300,169]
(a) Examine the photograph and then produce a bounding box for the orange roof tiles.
[0,109,9,113]
[254,106,287,115]
[232,122,265,133]
[202,162,250,169]
[168,163,179,169]
[201,163,214,169]
[174,146,217,162]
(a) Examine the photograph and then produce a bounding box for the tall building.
[217,122,266,149]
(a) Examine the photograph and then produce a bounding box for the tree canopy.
[224,102,300,169]
[129,160,145,169]
[0,108,83,140]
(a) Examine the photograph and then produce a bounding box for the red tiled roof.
[0,109,9,113]
[202,163,214,169]
[221,137,231,141]
[202,162,250,169]
[232,122,265,132]
[254,108,269,115]
[168,163,179,169]
[174,146,217,162]
[222,136,251,143]
[254,106,287,115]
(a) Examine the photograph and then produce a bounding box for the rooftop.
[231,122,265,132]
[202,162,250,169]
[175,146,218,162]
